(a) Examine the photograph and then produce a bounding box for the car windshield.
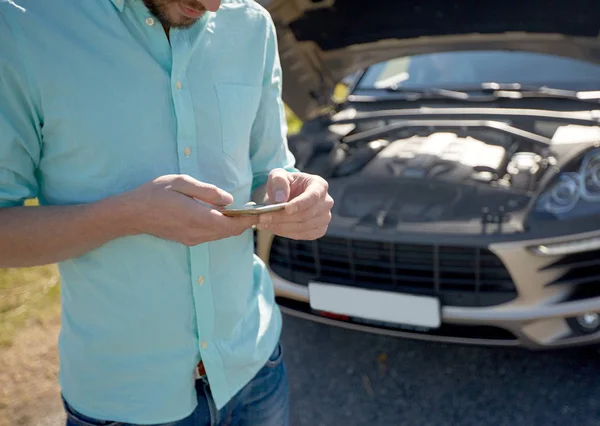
[354,50,600,92]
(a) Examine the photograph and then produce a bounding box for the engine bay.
[355,132,550,193]
[326,124,556,194]
[288,110,600,231]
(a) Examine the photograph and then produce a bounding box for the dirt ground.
[0,316,62,426]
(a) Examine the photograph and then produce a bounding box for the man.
[0,0,333,424]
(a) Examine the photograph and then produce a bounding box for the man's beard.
[142,0,204,29]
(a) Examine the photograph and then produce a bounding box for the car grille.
[269,236,517,307]
[543,249,600,286]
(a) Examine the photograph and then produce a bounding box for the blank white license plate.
[308,282,441,329]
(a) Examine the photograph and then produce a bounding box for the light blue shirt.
[0,0,297,423]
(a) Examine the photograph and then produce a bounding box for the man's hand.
[125,174,258,246]
[256,169,333,240]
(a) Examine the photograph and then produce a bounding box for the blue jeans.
[63,342,289,426]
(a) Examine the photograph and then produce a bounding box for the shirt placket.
[169,29,216,363]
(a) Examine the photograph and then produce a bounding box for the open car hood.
[257,0,600,120]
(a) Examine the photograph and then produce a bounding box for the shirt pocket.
[215,82,262,165]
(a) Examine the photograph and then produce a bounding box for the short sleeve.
[0,10,42,207]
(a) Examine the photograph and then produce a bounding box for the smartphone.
[219,202,289,217]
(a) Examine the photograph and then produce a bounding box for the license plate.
[308,282,441,329]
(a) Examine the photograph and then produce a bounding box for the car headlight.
[535,148,600,219]
[581,148,600,201]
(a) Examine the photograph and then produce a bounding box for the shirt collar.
[110,0,125,12]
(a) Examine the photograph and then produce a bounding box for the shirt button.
[184,147,192,156]
[201,341,208,350]
[176,81,183,90]
[197,276,205,286]
[145,17,155,26]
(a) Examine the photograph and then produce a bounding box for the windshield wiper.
[480,82,600,102]
[384,85,473,100]
[383,82,600,104]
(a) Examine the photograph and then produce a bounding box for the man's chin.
[170,18,198,29]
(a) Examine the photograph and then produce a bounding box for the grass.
[333,83,350,104]
[0,265,61,348]
[285,104,303,135]
[0,198,61,347]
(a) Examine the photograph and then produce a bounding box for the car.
[255,0,600,350]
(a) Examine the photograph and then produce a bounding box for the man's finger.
[171,175,233,206]
[259,204,321,225]
[286,176,330,215]
[260,193,333,225]
[266,168,291,203]
[285,184,322,215]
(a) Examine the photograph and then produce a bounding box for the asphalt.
[45,314,600,426]
[280,315,600,426]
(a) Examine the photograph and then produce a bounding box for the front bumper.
[258,229,600,350]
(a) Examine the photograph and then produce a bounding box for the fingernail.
[274,190,286,203]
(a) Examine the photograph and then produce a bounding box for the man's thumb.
[267,169,290,203]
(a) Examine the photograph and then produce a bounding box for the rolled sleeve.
[249,15,298,192]
[0,11,42,207]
